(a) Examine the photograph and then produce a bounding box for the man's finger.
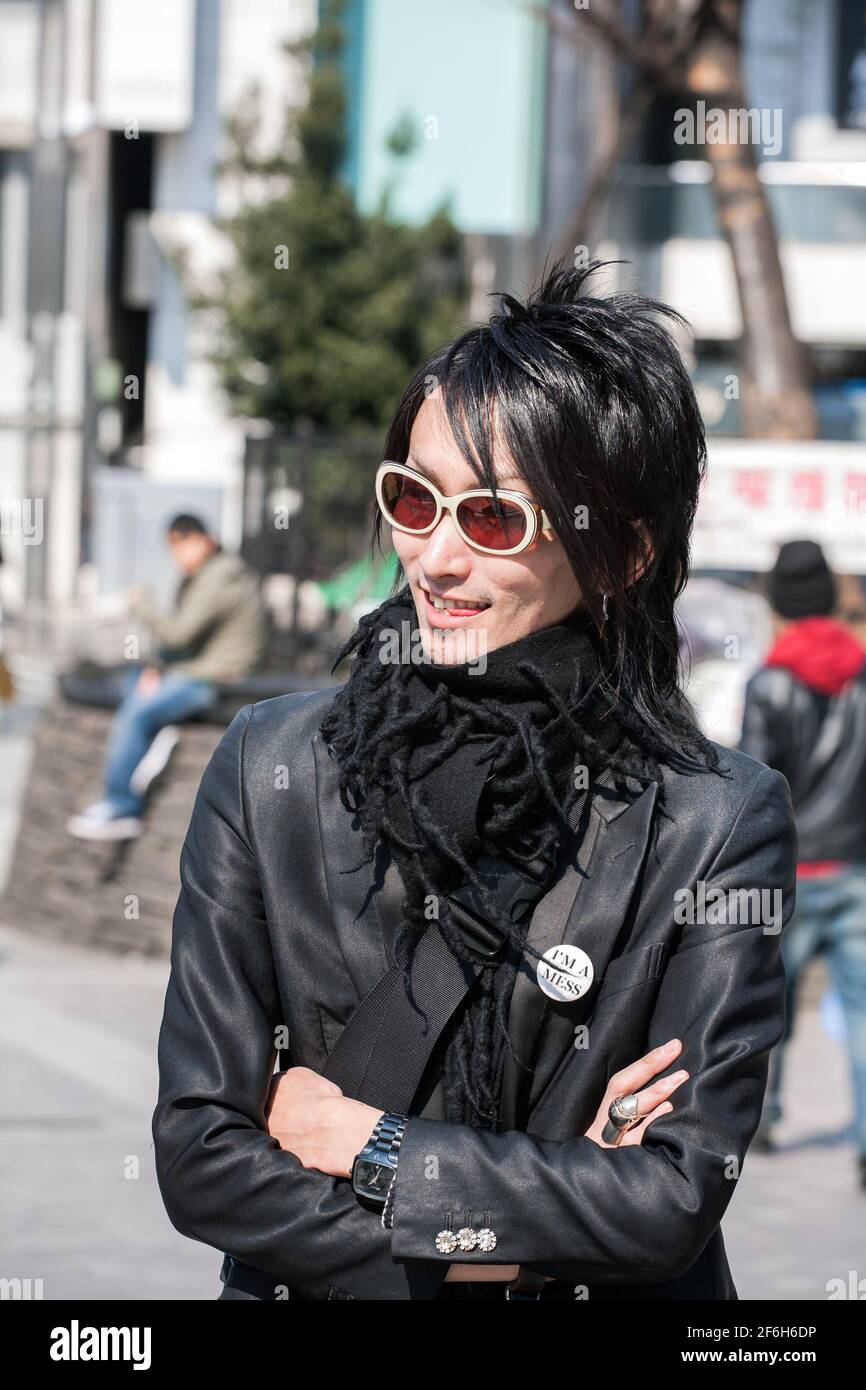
[609,1040,682,1097]
[620,1101,674,1145]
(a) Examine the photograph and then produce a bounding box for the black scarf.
[319,584,667,1130]
[384,603,612,882]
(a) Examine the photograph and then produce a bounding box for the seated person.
[67,514,268,840]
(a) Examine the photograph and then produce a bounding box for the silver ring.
[600,1092,641,1146]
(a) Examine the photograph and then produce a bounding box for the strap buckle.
[445,856,547,959]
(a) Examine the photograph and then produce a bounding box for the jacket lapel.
[499,777,659,1128]
[311,731,391,1006]
[313,726,659,1129]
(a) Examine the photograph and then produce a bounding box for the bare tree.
[542,0,817,440]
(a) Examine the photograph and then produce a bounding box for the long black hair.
[369,256,711,773]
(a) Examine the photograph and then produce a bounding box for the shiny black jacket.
[739,662,866,863]
[151,688,797,1300]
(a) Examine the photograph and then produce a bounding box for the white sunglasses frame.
[375,460,553,557]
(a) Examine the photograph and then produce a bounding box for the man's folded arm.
[151,704,444,1300]
[388,765,797,1286]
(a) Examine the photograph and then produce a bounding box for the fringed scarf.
[320,585,690,1129]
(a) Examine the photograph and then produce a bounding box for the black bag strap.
[320,855,552,1112]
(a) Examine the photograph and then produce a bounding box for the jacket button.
[456,1226,478,1251]
[477,1228,497,1252]
[435,1230,458,1254]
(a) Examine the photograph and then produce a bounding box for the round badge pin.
[536,943,594,1003]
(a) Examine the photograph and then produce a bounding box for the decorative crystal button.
[435,1230,458,1254]
[476,1228,497,1252]
[456,1226,477,1251]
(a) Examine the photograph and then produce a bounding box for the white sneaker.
[66,800,143,841]
[129,725,182,796]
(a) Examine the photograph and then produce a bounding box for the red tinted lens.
[456,496,528,551]
[381,471,437,530]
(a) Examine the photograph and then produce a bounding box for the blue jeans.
[103,665,218,817]
[763,863,866,1155]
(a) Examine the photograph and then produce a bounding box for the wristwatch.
[351,1111,409,1208]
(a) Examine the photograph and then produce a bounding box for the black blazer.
[151,687,797,1300]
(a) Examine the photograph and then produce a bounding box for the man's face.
[167,531,215,576]
[390,389,584,663]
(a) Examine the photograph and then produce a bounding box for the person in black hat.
[152,260,796,1300]
[740,539,866,1187]
[766,537,838,619]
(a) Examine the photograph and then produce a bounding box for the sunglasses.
[375,461,552,557]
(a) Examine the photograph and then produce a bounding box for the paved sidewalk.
[723,979,864,1300]
[0,917,861,1301]
[0,923,218,1300]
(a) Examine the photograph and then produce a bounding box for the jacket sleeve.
[738,669,785,772]
[387,765,797,1285]
[151,703,445,1300]
[132,572,227,653]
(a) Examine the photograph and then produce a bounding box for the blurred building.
[0,0,616,612]
[1,0,865,625]
[598,1,866,579]
[605,1,866,437]
[0,0,318,613]
[339,0,618,309]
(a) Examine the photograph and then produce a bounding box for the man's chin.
[419,621,490,669]
[420,627,458,665]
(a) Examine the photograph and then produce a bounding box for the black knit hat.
[766,539,836,618]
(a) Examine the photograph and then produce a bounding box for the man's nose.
[418,510,474,574]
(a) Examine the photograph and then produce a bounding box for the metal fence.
[240,424,392,671]
[241,426,383,576]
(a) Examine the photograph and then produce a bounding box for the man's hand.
[265,1068,549,1286]
[265,1066,383,1179]
[584,1037,688,1147]
[135,666,162,696]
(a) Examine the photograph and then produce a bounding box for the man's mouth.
[420,585,491,623]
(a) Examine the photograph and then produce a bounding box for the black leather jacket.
[152,687,797,1300]
[738,663,866,863]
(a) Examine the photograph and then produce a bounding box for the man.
[152,260,796,1301]
[67,514,268,841]
[738,539,866,1187]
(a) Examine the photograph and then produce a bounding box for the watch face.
[353,1158,391,1203]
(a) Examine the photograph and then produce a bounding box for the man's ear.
[628,521,654,588]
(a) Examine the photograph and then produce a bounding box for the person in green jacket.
[67,514,268,841]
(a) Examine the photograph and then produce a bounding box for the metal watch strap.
[366,1111,408,1162]
[380,1168,397,1230]
[353,1111,409,1205]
